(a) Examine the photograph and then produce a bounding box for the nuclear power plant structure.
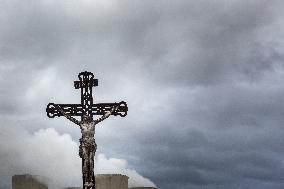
[12,174,157,189]
[95,174,128,189]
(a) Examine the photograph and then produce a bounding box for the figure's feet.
[84,182,93,188]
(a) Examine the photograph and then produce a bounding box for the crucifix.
[46,71,128,189]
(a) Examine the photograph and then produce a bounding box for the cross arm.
[91,101,128,117]
[46,103,83,118]
[46,101,128,119]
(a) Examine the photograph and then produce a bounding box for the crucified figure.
[55,105,117,188]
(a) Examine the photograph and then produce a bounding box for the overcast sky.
[0,0,284,189]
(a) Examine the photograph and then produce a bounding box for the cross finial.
[74,71,98,89]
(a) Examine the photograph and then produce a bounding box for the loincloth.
[79,137,97,157]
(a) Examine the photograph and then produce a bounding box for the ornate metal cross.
[46,71,128,189]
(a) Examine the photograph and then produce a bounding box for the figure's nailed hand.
[55,105,63,110]
[54,105,60,111]
[110,105,119,113]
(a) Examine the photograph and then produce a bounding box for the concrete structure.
[12,174,48,189]
[95,174,128,189]
[129,188,157,189]
[12,174,156,189]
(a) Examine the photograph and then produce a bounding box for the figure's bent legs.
[87,142,96,187]
[80,145,91,188]
[89,151,94,182]
[83,148,89,185]
[80,139,97,189]
[79,141,86,188]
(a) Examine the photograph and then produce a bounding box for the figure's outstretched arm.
[95,106,117,124]
[55,105,81,126]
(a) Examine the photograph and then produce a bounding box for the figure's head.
[82,115,92,123]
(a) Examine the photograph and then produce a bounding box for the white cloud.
[0,124,155,188]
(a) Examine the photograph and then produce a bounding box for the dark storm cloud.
[124,82,284,188]
[1,0,284,189]
[100,0,284,86]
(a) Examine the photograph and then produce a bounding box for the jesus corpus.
[55,105,117,188]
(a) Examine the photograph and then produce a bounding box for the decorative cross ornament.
[46,71,128,189]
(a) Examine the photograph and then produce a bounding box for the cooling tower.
[95,174,128,189]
